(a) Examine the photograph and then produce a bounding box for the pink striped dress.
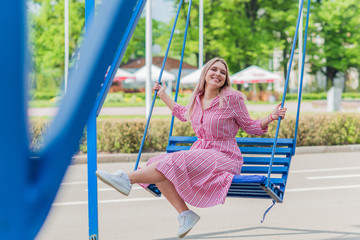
[141,90,268,208]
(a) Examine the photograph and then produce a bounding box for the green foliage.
[122,17,170,63]
[30,113,360,153]
[29,0,360,96]
[29,118,49,151]
[29,0,85,92]
[284,92,360,101]
[308,0,360,89]
[104,93,125,103]
[168,0,300,73]
[31,89,59,100]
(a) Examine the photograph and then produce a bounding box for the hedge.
[284,92,360,101]
[29,113,360,153]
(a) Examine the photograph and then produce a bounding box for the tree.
[261,0,300,82]
[29,0,85,92]
[308,0,360,90]
[168,0,301,75]
[122,17,170,63]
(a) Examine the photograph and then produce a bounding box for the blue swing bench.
[146,136,294,203]
[137,0,310,205]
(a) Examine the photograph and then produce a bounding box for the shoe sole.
[96,171,130,196]
[178,216,200,238]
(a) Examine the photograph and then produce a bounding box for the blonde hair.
[185,57,243,120]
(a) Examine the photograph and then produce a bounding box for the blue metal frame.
[85,0,147,239]
[0,1,29,239]
[293,0,311,154]
[85,1,98,239]
[0,1,145,239]
[142,0,311,204]
[134,0,187,171]
[168,0,193,138]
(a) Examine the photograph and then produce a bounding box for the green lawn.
[29,91,360,108]
[29,96,290,108]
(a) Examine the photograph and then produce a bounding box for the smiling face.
[204,61,227,91]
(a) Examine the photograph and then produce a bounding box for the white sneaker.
[96,169,132,196]
[177,210,200,238]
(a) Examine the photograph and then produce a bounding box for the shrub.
[104,93,124,103]
[284,92,360,101]
[29,113,360,153]
[29,118,49,151]
[31,90,59,100]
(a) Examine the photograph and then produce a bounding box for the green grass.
[29,91,357,108]
[29,100,57,108]
[29,97,289,108]
[98,115,171,119]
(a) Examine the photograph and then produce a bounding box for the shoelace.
[111,173,123,179]
[178,215,186,227]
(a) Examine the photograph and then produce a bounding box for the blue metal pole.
[293,0,311,154]
[0,1,29,239]
[87,108,98,239]
[134,0,185,171]
[169,0,192,139]
[85,0,98,239]
[27,1,142,239]
[266,0,305,186]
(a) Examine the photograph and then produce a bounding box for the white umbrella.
[231,65,283,97]
[180,66,204,85]
[132,64,175,82]
[114,68,135,82]
[231,65,282,84]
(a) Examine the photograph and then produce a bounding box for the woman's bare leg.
[127,162,166,184]
[156,179,189,214]
[127,162,189,214]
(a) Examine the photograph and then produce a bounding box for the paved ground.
[36,151,360,240]
[28,100,360,117]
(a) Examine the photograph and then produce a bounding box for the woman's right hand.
[153,81,166,97]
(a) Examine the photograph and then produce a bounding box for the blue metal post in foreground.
[86,0,147,239]
[0,1,146,239]
[85,0,99,239]
[0,1,29,239]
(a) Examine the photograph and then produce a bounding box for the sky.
[152,0,175,23]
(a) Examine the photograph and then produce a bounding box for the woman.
[96,57,287,238]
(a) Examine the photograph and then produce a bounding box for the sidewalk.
[72,144,360,165]
[28,100,360,117]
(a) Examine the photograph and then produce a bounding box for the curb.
[72,145,360,165]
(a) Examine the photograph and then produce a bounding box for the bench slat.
[243,157,290,165]
[168,136,294,147]
[166,145,291,155]
[241,166,289,174]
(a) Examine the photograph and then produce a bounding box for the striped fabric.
[140,90,268,208]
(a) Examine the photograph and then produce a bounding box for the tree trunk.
[326,66,338,90]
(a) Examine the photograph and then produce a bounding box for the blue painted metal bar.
[85,0,95,33]
[87,109,99,240]
[85,1,99,239]
[293,0,311,154]
[168,136,294,146]
[243,157,290,165]
[265,0,305,188]
[0,1,29,239]
[86,0,147,239]
[134,0,185,171]
[241,166,289,174]
[166,145,292,155]
[168,0,193,138]
[34,1,142,239]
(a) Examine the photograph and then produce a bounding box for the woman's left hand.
[271,103,287,120]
